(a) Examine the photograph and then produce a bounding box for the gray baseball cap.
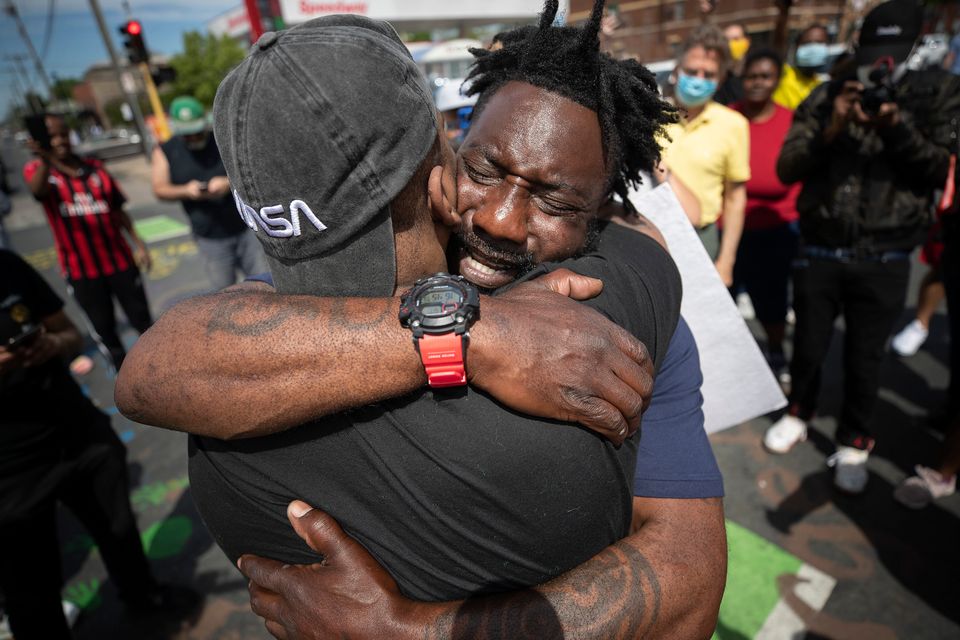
[213,15,438,297]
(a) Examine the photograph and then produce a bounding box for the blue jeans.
[195,231,268,292]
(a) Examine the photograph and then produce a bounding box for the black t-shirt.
[0,250,107,512]
[160,135,247,239]
[189,223,681,601]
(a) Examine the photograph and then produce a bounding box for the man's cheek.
[531,220,588,261]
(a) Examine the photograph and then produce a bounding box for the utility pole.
[87,0,151,157]
[2,68,28,113]
[2,0,53,96]
[4,55,41,113]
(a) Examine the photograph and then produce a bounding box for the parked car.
[75,129,143,160]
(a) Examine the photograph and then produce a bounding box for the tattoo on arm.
[205,293,396,338]
[428,542,661,640]
[205,293,301,337]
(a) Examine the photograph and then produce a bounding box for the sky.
[1,0,238,116]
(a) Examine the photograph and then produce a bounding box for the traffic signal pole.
[88,0,152,157]
[139,62,170,142]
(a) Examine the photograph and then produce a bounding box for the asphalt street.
[2,139,958,640]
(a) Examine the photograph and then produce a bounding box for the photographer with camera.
[763,0,960,493]
[151,96,266,292]
[0,250,198,639]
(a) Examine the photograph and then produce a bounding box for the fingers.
[248,579,292,639]
[237,554,288,593]
[537,268,603,300]
[287,502,349,560]
[563,391,629,445]
[248,579,282,620]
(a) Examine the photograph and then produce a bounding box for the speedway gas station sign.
[279,0,556,25]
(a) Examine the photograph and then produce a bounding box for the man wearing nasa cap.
[151,95,266,291]
[180,8,687,607]
[764,0,960,493]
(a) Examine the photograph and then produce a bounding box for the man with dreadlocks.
[118,2,726,637]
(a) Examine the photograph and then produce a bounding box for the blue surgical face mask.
[676,73,717,108]
[795,42,829,70]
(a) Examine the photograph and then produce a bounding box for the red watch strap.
[418,332,467,388]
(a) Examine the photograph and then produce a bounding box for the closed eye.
[464,159,501,185]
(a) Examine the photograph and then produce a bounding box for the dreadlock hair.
[464,0,677,213]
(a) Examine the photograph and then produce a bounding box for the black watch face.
[417,287,464,318]
[399,273,480,336]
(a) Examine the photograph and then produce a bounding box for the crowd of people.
[655,0,960,503]
[1,0,959,638]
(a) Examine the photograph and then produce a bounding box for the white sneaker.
[736,292,756,320]
[891,320,928,357]
[62,600,80,627]
[894,465,957,509]
[827,446,871,493]
[763,414,807,454]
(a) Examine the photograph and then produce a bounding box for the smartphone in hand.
[24,115,51,149]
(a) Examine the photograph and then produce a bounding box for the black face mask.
[185,132,210,151]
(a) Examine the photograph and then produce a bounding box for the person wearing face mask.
[152,96,266,291]
[773,23,830,110]
[661,24,750,286]
[713,22,750,106]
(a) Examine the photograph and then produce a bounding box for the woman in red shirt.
[731,48,801,385]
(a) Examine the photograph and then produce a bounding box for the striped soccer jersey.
[24,157,135,280]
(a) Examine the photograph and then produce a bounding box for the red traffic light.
[126,20,142,35]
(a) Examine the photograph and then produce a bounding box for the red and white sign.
[280,0,550,25]
[207,5,253,38]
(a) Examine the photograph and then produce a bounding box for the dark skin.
[117,87,654,444]
[738,58,781,123]
[243,496,726,640]
[27,116,152,272]
[234,83,726,640]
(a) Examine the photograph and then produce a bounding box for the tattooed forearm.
[327,297,396,330]
[427,541,661,640]
[206,293,301,337]
[205,292,395,337]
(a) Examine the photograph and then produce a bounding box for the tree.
[165,31,246,108]
[51,77,81,102]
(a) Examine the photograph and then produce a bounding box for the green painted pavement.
[141,515,194,560]
[133,215,191,243]
[713,520,804,640]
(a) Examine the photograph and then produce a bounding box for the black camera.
[860,61,897,116]
[0,294,40,350]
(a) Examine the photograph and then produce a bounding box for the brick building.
[568,0,846,64]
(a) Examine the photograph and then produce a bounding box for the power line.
[2,0,53,95]
[41,0,56,60]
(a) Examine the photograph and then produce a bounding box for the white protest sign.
[632,183,787,433]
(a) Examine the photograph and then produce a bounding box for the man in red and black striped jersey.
[24,114,153,371]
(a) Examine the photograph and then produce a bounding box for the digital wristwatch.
[399,273,480,388]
